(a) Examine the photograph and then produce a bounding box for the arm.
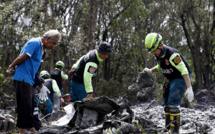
[68,55,85,75]
[183,74,191,88]
[72,55,85,69]
[169,53,194,102]
[169,53,189,75]
[83,62,97,95]
[34,71,43,87]
[169,53,191,88]
[7,54,29,74]
[7,41,40,74]
[151,65,159,73]
[52,80,61,96]
[61,71,68,80]
[143,65,159,75]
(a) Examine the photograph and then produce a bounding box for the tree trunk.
[180,13,204,89]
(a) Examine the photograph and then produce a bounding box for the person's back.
[50,61,68,95]
[50,69,62,90]
[43,78,55,102]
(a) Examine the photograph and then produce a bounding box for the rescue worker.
[36,70,62,120]
[40,70,62,104]
[68,41,113,102]
[50,61,68,96]
[143,33,194,134]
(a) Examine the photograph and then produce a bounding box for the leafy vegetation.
[0,0,215,99]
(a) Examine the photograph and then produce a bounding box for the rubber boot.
[165,113,171,130]
[169,114,180,134]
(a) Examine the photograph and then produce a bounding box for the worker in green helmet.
[36,70,63,120]
[143,33,194,134]
[40,70,62,103]
[50,61,68,96]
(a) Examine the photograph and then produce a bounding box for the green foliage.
[0,67,5,89]
[97,78,128,98]
[137,124,142,130]
[1,0,215,99]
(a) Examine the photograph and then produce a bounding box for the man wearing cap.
[68,41,113,102]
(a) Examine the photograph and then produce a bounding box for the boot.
[165,113,171,130]
[169,114,180,134]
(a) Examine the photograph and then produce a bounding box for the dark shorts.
[14,80,34,128]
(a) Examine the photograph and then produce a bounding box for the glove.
[38,85,50,101]
[184,87,194,102]
[143,67,152,75]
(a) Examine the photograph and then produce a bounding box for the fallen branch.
[0,114,16,125]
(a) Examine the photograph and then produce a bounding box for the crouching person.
[36,70,62,120]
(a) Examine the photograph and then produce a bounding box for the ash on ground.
[1,71,215,134]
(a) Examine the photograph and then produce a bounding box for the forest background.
[1,0,215,99]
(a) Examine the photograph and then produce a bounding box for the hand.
[38,85,50,101]
[68,67,76,75]
[6,65,15,74]
[40,78,45,83]
[86,93,93,98]
[143,67,152,75]
[184,87,194,102]
[82,93,96,102]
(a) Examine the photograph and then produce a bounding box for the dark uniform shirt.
[156,45,191,80]
[50,69,62,90]
[71,50,103,93]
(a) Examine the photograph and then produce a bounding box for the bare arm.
[6,54,29,73]
[182,74,191,88]
[68,67,76,75]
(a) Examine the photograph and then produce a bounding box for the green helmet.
[40,70,50,79]
[145,33,162,52]
[55,61,64,68]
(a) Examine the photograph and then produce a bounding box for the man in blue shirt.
[6,30,61,134]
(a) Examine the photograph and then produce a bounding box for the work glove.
[143,67,152,75]
[38,85,50,101]
[184,87,194,102]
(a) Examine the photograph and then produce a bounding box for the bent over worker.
[36,70,62,120]
[143,33,194,134]
[68,41,113,102]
